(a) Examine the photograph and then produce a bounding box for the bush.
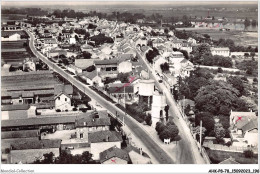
[225,141,232,147]
[56,109,61,112]
[244,150,254,158]
[72,108,77,111]
[253,78,258,83]
[217,67,223,73]
[65,109,68,112]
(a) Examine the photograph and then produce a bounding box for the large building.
[210,47,230,57]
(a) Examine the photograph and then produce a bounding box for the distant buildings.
[210,47,230,57]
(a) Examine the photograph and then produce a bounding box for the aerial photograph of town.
[0,0,258,170]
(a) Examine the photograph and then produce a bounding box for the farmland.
[176,28,258,47]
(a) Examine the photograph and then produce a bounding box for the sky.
[1,0,258,7]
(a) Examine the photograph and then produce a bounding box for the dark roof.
[1,104,30,111]
[88,131,123,143]
[75,111,111,127]
[94,59,118,66]
[2,113,89,128]
[54,84,73,96]
[241,118,258,132]
[100,146,129,163]
[81,70,98,80]
[10,139,61,150]
[2,130,39,139]
[107,85,134,94]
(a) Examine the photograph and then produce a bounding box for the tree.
[82,51,92,59]
[159,128,171,141]
[195,112,215,136]
[167,124,179,140]
[164,28,169,34]
[253,78,258,83]
[250,52,255,58]
[244,150,254,158]
[192,126,206,141]
[217,67,223,73]
[244,18,251,27]
[227,76,245,96]
[251,19,257,26]
[85,65,96,72]
[160,62,169,72]
[214,123,226,143]
[145,114,152,126]
[62,58,69,66]
[194,81,240,115]
[75,35,79,42]
[179,50,189,59]
[244,52,249,58]
[164,105,169,121]
[155,122,166,134]
[117,73,130,83]
[146,47,159,63]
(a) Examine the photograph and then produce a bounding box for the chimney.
[139,148,142,155]
[106,135,109,142]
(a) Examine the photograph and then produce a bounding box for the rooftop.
[1,104,30,111]
[10,139,61,150]
[88,131,123,143]
[100,146,129,163]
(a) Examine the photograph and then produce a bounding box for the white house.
[54,85,73,111]
[44,38,58,48]
[169,58,194,78]
[210,47,230,57]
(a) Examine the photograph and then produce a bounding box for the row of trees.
[214,38,257,52]
[146,47,160,63]
[33,151,97,164]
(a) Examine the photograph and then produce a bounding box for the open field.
[177,28,258,47]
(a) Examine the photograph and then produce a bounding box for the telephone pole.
[200,120,202,153]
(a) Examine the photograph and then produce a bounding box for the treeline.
[213,38,257,52]
[2,8,48,16]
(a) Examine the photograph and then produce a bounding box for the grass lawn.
[206,148,258,164]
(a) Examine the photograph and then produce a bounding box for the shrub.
[253,78,258,83]
[56,109,61,112]
[244,150,254,158]
[65,109,68,112]
[225,141,232,147]
[72,108,77,111]
[217,67,223,73]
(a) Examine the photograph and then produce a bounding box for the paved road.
[26,30,175,164]
[135,48,205,164]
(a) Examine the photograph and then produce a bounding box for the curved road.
[135,49,205,164]
[26,30,174,164]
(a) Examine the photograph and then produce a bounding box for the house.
[9,139,61,164]
[41,45,53,54]
[47,47,67,58]
[75,111,111,133]
[107,84,136,103]
[230,110,258,147]
[44,38,58,48]
[23,58,36,71]
[94,59,118,73]
[88,130,123,160]
[54,84,73,111]
[2,64,11,74]
[169,58,194,78]
[80,70,103,86]
[219,157,240,164]
[210,47,230,57]
[1,33,21,41]
[100,146,129,164]
[81,44,94,52]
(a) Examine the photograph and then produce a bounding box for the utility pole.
[200,120,202,153]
